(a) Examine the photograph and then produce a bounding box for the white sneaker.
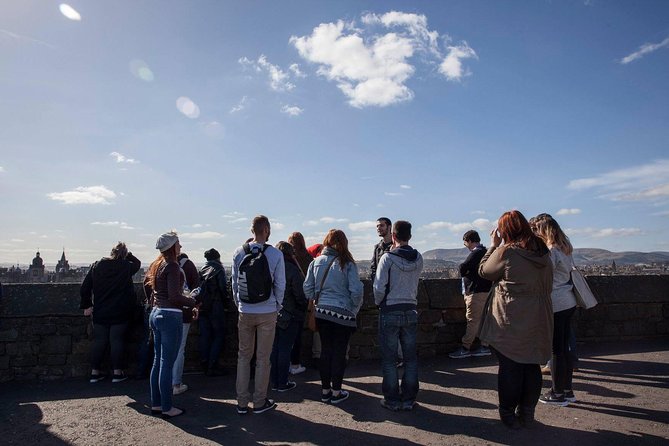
[289,365,306,375]
[173,384,188,395]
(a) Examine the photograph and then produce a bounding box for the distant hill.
[422,247,669,266]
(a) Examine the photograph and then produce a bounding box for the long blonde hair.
[534,216,573,255]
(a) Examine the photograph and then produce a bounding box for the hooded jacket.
[373,245,423,312]
[478,244,554,364]
[198,259,228,313]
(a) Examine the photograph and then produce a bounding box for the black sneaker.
[112,373,128,383]
[564,390,577,403]
[277,381,297,392]
[253,399,277,414]
[321,390,332,402]
[89,373,107,383]
[539,390,569,406]
[330,390,349,405]
[237,405,249,415]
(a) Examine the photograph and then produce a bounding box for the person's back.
[306,247,363,319]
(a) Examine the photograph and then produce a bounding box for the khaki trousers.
[236,311,277,408]
[462,292,488,349]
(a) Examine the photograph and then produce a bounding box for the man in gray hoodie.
[373,220,424,411]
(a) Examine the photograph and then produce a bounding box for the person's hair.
[276,241,299,267]
[322,229,355,270]
[534,217,573,255]
[462,230,480,243]
[109,242,128,260]
[251,215,270,234]
[377,217,392,227]
[393,220,412,242]
[497,210,546,252]
[146,242,179,289]
[177,253,188,261]
[288,231,309,256]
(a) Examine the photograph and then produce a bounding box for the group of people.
[79,210,581,429]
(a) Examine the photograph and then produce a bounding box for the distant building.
[27,251,46,283]
[55,250,70,274]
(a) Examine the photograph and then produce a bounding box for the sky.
[1,0,669,266]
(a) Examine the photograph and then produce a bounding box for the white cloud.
[281,105,304,116]
[48,185,117,205]
[568,159,669,201]
[362,11,440,55]
[439,42,478,81]
[91,221,134,230]
[110,151,138,164]
[400,184,411,189]
[304,217,349,226]
[230,96,248,113]
[289,63,306,78]
[471,210,485,215]
[348,221,377,232]
[422,218,494,233]
[200,120,224,138]
[180,231,226,239]
[59,4,81,21]
[10,239,24,243]
[556,208,582,216]
[176,96,200,119]
[620,36,669,64]
[384,192,403,196]
[223,212,244,219]
[567,227,643,238]
[270,220,285,230]
[239,55,295,91]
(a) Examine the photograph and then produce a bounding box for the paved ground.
[1,339,668,446]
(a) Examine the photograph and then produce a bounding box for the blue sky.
[1,0,668,265]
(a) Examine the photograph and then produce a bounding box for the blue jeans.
[172,323,190,385]
[198,300,226,369]
[149,309,183,412]
[270,318,302,388]
[136,305,152,376]
[379,310,419,407]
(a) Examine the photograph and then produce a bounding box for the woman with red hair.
[478,211,553,429]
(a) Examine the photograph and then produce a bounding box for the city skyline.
[1,1,669,264]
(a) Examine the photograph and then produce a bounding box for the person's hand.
[83,307,93,317]
[490,228,502,248]
[192,307,199,321]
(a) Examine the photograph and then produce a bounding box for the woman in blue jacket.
[304,229,363,404]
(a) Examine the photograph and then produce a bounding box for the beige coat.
[478,245,554,364]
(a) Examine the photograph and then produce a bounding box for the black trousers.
[91,322,128,370]
[316,318,354,391]
[552,306,576,393]
[493,348,542,413]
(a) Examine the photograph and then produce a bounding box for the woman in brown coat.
[479,210,553,429]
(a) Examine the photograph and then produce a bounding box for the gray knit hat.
[155,232,179,252]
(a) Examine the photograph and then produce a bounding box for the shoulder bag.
[570,263,598,309]
[307,256,338,332]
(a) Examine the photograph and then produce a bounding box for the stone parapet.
[0,276,667,381]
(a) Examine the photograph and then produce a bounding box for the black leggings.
[552,306,576,393]
[316,318,354,391]
[493,348,542,413]
[91,322,128,370]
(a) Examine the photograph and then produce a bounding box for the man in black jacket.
[370,217,393,282]
[449,230,492,359]
[198,248,229,376]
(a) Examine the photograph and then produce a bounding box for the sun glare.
[59,4,81,21]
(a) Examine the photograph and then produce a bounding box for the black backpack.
[238,243,273,303]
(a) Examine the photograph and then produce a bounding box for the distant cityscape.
[1,249,667,284]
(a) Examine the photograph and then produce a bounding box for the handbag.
[307,256,337,332]
[570,265,598,309]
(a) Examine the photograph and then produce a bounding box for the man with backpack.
[373,221,423,411]
[198,248,229,377]
[232,215,286,415]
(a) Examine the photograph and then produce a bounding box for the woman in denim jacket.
[304,229,363,404]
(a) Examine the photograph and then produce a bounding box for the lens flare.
[129,59,154,82]
[59,4,81,21]
[176,96,200,119]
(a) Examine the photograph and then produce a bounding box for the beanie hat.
[307,243,323,259]
[204,248,220,261]
[155,232,179,252]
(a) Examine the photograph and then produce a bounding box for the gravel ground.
[1,339,668,446]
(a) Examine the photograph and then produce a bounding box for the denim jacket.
[303,247,364,315]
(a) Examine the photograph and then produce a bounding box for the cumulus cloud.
[110,151,138,164]
[239,55,296,91]
[439,42,478,81]
[91,221,134,230]
[620,36,669,64]
[180,231,225,239]
[290,11,475,108]
[289,63,306,77]
[348,221,378,232]
[422,218,494,233]
[556,208,582,216]
[281,105,304,116]
[48,186,117,205]
[304,217,349,226]
[230,96,249,113]
[567,227,643,238]
[568,159,669,201]
[270,220,285,230]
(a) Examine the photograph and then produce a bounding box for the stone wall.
[0,276,667,381]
